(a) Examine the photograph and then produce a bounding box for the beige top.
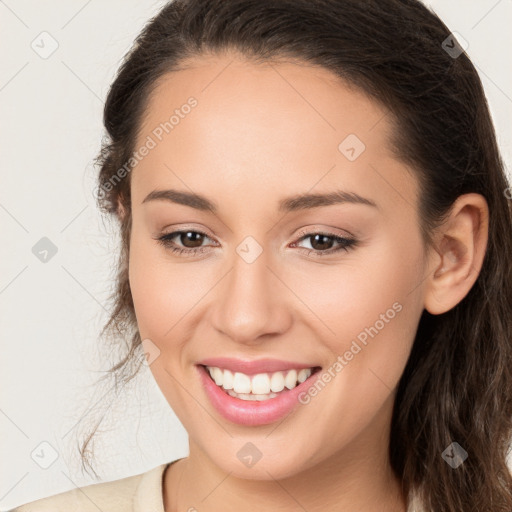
[12,461,424,511]
[12,463,170,512]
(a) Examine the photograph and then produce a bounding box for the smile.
[205,366,316,401]
[197,362,322,426]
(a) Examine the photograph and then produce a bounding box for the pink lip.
[197,357,317,375]
[196,364,322,426]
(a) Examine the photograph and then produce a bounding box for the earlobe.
[424,193,489,315]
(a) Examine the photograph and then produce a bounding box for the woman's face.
[128,53,429,479]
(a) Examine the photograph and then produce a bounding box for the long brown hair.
[81,1,512,509]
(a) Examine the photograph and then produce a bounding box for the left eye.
[292,232,357,255]
[156,230,358,257]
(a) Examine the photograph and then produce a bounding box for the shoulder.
[11,463,169,512]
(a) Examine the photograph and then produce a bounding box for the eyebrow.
[142,188,378,212]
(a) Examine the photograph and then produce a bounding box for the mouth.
[201,364,322,401]
[196,362,323,426]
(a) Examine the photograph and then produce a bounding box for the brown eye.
[156,229,215,256]
[292,231,358,257]
[178,231,206,248]
[308,234,336,251]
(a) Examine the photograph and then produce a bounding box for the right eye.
[156,230,216,256]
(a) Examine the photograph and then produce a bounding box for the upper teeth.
[206,366,313,394]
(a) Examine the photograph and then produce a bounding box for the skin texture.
[123,52,489,512]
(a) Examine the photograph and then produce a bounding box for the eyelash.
[156,229,358,257]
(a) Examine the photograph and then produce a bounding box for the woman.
[13,0,512,510]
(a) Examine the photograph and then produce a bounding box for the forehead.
[131,53,416,215]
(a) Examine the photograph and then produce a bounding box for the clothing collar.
[133,463,169,512]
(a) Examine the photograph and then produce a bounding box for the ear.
[424,193,489,315]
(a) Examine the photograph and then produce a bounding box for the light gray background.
[1,0,511,509]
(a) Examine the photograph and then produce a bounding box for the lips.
[196,357,323,426]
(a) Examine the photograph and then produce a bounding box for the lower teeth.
[225,388,282,401]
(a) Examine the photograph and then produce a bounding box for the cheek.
[283,242,424,452]
[287,232,424,387]
[128,228,202,339]
[127,230,207,410]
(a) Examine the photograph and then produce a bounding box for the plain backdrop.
[1,0,511,509]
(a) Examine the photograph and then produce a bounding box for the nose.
[210,244,292,346]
